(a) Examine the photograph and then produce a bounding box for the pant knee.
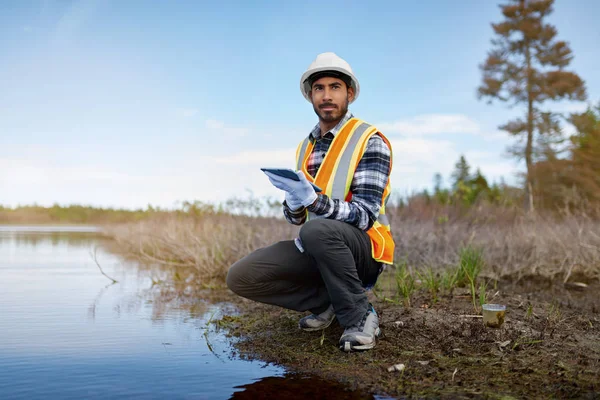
[299,219,339,254]
[226,260,247,295]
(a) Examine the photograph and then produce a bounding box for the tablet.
[261,168,322,192]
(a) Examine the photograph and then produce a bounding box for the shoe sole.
[340,328,381,352]
[299,317,336,332]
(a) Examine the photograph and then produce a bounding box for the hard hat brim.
[300,66,360,104]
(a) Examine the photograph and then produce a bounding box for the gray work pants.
[226,219,382,327]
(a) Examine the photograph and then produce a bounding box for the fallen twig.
[90,246,118,284]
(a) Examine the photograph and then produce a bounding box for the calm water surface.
[0,226,384,400]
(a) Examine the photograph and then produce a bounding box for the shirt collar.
[309,110,353,140]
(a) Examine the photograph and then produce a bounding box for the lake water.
[0,226,383,399]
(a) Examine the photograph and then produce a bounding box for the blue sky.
[1,0,599,209]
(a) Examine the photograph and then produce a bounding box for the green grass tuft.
[394,260,416,308]
[417,267,441,303]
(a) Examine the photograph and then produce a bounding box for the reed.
[394,260,416,308]
[416,267,441,303]
[99,199,600,288]
[103,211,297,285]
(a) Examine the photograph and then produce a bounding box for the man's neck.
[319,119,341,137]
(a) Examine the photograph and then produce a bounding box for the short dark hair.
[307,71,352,89]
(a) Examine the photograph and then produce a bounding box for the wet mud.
[229,373,385,400]
[217,278,600,399]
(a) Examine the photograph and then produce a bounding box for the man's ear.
[347,86,355,103]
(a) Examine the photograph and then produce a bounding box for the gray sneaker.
[339,303,381,352]
[298,304,336,331]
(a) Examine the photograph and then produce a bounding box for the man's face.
[309,76,355,125]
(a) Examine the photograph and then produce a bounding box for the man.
[226,52,394,352]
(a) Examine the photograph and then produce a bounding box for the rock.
[387,363,406,372]
[564,282,588,290]
[393,321,405,328]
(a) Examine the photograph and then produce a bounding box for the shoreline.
[216,278,600,399]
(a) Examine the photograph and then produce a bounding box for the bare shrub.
[104,212,298,285]
[390,204,600,281]
[104,203,600,286]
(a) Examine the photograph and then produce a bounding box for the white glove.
[263,170,318,208]
[285,191,304,211]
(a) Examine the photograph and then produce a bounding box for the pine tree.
[470,168,490,199]
[569,104,600,205]
[433,173,443,194]
[451,155,471,189]
[433,173,451,204]
[478,0,587,211]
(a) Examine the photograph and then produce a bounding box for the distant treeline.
[0,197,284,225]
[0,204,159,225]
[408,104,600,216]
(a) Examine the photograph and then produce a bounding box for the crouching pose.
[226,52,394,352]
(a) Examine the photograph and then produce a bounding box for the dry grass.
[391,211,600,282]
[103,212,298,285]
[103,203,600,287]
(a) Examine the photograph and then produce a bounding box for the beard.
[313,97,349,125]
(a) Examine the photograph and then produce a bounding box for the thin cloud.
[175,108,199,118]
[378,114,480,136]
[377,114,508,142]
[205,119,250,137]
[387,138,518,190]
[390,138,456,164]
[0,158,131,185]
[52,0,103,47]
[0,155,282,209]
[548,101,592,114]
[212,149,295,165]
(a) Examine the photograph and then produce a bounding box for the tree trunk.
[525,98,535,212]
[523,6,535,213]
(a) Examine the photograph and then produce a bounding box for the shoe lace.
[346,310,369,332]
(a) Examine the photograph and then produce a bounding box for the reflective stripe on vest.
[295,118,395,264]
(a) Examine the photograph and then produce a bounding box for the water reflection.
[0,229,101,247]
[230,374,379,400]
[0,226,285,400]
[0,226,388,399]
[0,225,100,232]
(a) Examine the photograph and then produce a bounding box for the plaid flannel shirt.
[283,111,392,231]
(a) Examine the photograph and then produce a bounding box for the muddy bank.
[217,279,600,399]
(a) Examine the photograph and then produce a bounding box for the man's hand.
[263,170,318,208]
[284,191,304,211]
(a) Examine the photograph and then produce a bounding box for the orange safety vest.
[295,117,395,265]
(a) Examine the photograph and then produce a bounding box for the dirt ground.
[216,275,600,399]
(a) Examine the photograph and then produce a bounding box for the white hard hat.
[300,52,360,103]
